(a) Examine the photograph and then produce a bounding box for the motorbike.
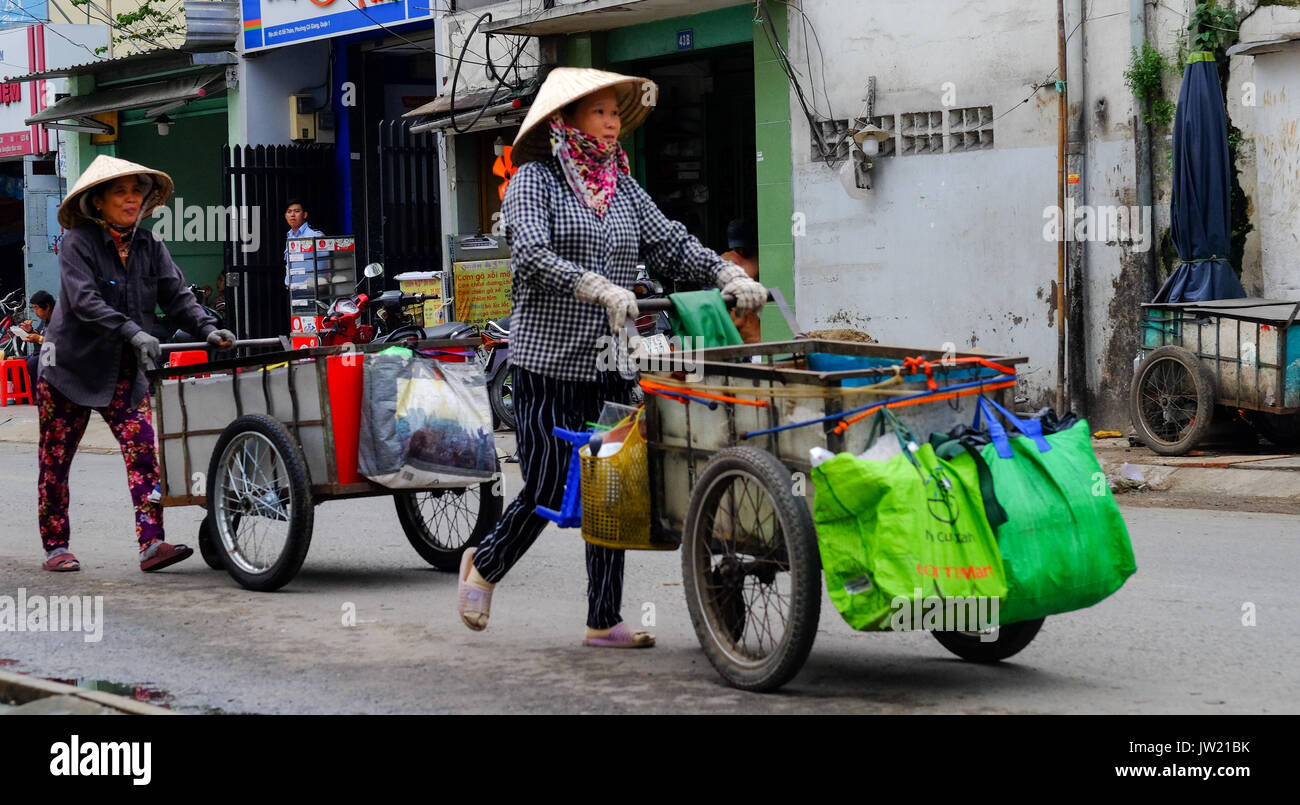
[480,315,514,430]
[153,284,227,345]
[318,263,478,347]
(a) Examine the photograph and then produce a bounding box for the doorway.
[615,44,757,262]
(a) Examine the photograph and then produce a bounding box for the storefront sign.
[0,25,52,157]
[452,259,513,328]
[241,0,430,53]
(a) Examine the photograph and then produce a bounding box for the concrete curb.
[0,670,175,716]
[1094,437,1300,513]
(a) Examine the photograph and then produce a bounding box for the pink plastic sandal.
[583,621,656,648]
[458,549,492,631]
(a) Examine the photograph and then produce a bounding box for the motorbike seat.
[425,321,476,339]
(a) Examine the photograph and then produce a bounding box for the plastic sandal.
[140,542,194,572]
[458,549,492,631]
[583,621,656,649]
[42,553,80,572]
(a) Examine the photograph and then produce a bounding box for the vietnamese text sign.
[241,0,429,53]
[452,259,512,328]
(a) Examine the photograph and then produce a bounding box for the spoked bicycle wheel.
[206,414,313,591]
[682,447,821,692]
[394,459,504,571]
[1130,346,1215,455]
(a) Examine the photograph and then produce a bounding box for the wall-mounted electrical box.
[289,93,316,141]
[315,110,335,144]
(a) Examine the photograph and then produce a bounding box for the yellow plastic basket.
[579,409,667,551]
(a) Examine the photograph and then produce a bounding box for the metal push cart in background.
[1131,299,1300,455]
[150,338,501,591]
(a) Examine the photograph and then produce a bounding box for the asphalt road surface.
[0,439,1295,714]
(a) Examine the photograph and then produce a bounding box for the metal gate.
[222,144,335,338]
[375,119,440,276]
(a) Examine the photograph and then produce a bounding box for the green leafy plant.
[1188,1,1238,53]
[70,0,185,55]
[1124,41,1177,127]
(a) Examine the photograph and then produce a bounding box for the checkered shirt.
[502,157,730,382]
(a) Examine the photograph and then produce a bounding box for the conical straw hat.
[511,67,658,164]
[58,154,175,229]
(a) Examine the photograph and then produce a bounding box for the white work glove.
[574,271,639,333]
[129,330,161,368]
[207,328,236,348]
[716,263,767,316]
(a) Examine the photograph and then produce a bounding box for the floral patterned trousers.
[36,370,162,553]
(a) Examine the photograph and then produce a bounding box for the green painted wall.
[114,108,230,292]
[606,4,754,62]
[751,2,793,340]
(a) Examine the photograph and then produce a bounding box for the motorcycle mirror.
[363,263,384,278]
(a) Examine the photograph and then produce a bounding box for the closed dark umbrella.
[1153,51,1246,303]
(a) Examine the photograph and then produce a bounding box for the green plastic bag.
[667,289,744,349]
[811,410,1008,632]
[973,397,1136,624]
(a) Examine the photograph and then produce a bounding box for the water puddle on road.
[1,660,173,708]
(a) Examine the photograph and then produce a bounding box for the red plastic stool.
[1,358,33,406]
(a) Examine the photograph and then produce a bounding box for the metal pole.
[1056,0,1068,412]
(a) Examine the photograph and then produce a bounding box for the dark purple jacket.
[40,222,216,409]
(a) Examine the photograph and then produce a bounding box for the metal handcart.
[1131,298,1300,454]
[565,302,1033,691]
[149,338,501,591]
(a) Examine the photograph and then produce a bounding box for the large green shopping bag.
[972,396,1136,624]
[811,410,1008,631]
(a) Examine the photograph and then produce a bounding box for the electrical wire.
[448,12,530,135]
[755,0,840,168]
[343,0,538,71]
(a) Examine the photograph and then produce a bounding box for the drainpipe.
[1131,0,1157,302]
[1056,0,1067,412]
[1067,0,1088,414]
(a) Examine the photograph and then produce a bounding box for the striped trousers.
[473,366,634,630]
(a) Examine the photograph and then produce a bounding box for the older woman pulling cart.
[35,155,234,573]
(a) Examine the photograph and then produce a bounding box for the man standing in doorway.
[283,198,324,290]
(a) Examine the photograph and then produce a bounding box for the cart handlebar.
[161,337,286,353]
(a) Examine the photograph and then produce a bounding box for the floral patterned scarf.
[549,114,629,217]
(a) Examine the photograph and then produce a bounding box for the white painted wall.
[786,0,1139,412]
[230,38,330,146]
[1252,47,1300,297]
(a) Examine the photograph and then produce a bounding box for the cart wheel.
[1252,412,1300,450]
[1130,345,1215,455]
[682,447,821,692]
[206,414,313,592]
[489,367,516,431]
[394,459,504,571]
[931,617,1045,663]
[197,514,224,571]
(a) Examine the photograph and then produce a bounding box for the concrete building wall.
[230,38,330,146]
[1251,46,1300,296]
[785,0,1144,418]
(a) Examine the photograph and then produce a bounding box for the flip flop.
[140,542,194,572]
[42,553,80,572]
[458,548,492,631]
[583,621,656,648]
